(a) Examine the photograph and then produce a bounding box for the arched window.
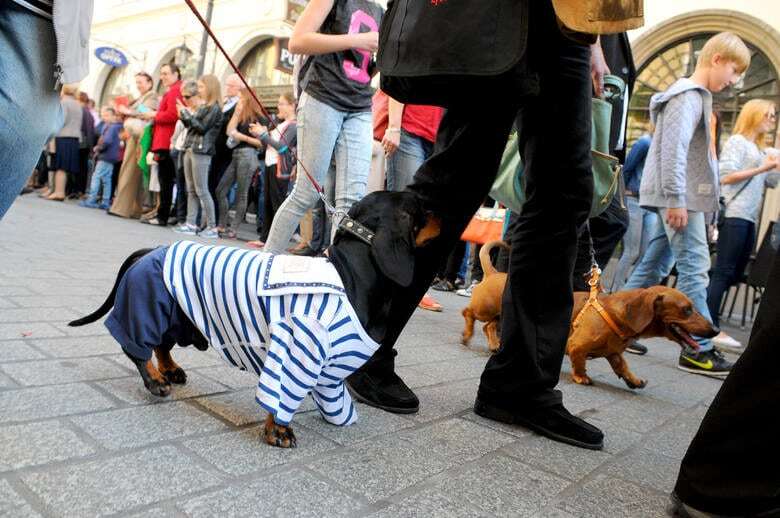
[628,34,780,148]
[238,39,293,88]
[99,65,135,107]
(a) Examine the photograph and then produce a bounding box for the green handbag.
[490,75,624,218]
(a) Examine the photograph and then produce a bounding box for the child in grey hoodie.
[624,32,751,378]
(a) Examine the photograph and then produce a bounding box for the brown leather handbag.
[551,0,644,34]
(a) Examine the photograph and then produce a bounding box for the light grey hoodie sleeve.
[658,90,702,208]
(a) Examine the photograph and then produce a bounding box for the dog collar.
[338,217,374,245]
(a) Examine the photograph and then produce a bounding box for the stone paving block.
[0,297,15,308]
[0,479,41,518]
[0,286,35,297]
[95,372,228,405]
[398,417,517,465]
[294,403,416,446]
[502,433,612,481]
[603,447,681,493]
[28,336,120,358]
[48,322,110,337]
[0,323,65,341]
[182,424,339,476]
[395,344,482,367]
[430,455,570,517]
[0,383,116,424]
[29,284,109,296]
[461,411,533,439]
[557,381,623,415]
[369,488,490,518]
[167,346,225,368]
[196,364,260,389]
[177,469,363,517]
[0,420,96,471]
[193,388,318,427]
[8,295,99,309]
[0,372,17,389]
[2,357,129,386]
[0,340,45,361]
[395,356,487,389]
[582,395,684,434]
[641,376,722,408]
[586,418,645,455]
[553,473,668,517]
[307,435,453,503]
[71,400,228,450]
[123,506,181,518]
[21,445,223,517]
[0,307,79,323]
[410,378,479,423]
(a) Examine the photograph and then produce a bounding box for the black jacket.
[181,103,223,156]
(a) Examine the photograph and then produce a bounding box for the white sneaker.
[456,281,478,297]
[172,223,197,235]
[198,227,219,239]
[713,332,742,349]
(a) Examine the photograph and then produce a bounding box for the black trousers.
[362,0,593,409]
[260,164,289,242]
[674,249,780,516]
[572,193,629,292]
[155,150,176,225]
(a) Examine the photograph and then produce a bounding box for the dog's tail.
[479,240,510,278]
[68,248,155,327]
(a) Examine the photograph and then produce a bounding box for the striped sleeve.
[255,315,329,425]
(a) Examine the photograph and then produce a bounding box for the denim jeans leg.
[706,218,754,327]
[624,210,675,290]
[264,92,344,254]
[86,163,104,202]
[331,109,372,241]
[610,196,643,291]
[193,153,216,228]
[661,209,714,350]
[0,4,63,220]
[386,130,428,192]
[100,162,113,205]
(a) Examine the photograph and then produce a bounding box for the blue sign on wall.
[95,47,129,67]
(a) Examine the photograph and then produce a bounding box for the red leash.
[183,0,331,209]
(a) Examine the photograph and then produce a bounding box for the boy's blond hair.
[698,32,751,73]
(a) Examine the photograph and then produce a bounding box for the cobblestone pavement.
[0,196,748,517]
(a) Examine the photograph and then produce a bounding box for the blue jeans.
[183,149,216,228]
[263,92,372,254]
[707,217,755,327]
[385,129,434,191]
[625,209,714,350]
[610,196,656,291]
[86,160,114,205]
[0,4,63,220]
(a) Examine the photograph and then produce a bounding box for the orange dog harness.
[572,265,629,340]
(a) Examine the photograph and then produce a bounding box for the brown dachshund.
[566,286,718,389]
[461,240,509,352]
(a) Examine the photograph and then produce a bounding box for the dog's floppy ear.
[415,213,441,247]
[370,212,415,287]
[619,290,662,335]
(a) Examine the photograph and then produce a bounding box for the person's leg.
[184,150,200,227]
[156,151,175,226]
[610,196,643,291]
[192,154,216,228]
[84,161,104,203]
[260,164,276,242]
[264,93,343,253]
[624,210,675,290]
[228,149,258,232]
[386,130,427,192]
[215,156,237,229]
[100,162,114,207]
[672,248,780,516]
[0,4,62,219]
[573,194,629,291]
[174,150,187,224]
[477,4,594,414]
[706,218,751,328]
[331,110,373,242]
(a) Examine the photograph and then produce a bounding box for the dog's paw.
[571,374,594,386]
[263,421,298,449]
[625,378,647,390]
[163,367,187,385]
[144,379,172,397]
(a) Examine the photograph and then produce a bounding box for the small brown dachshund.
[461,240,509,352]
[566,286,718,389]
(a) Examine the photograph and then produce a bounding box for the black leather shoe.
[347,370,419,414]
[292,245,319,257]
[626,341,648,355]
[473,399,604,450]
